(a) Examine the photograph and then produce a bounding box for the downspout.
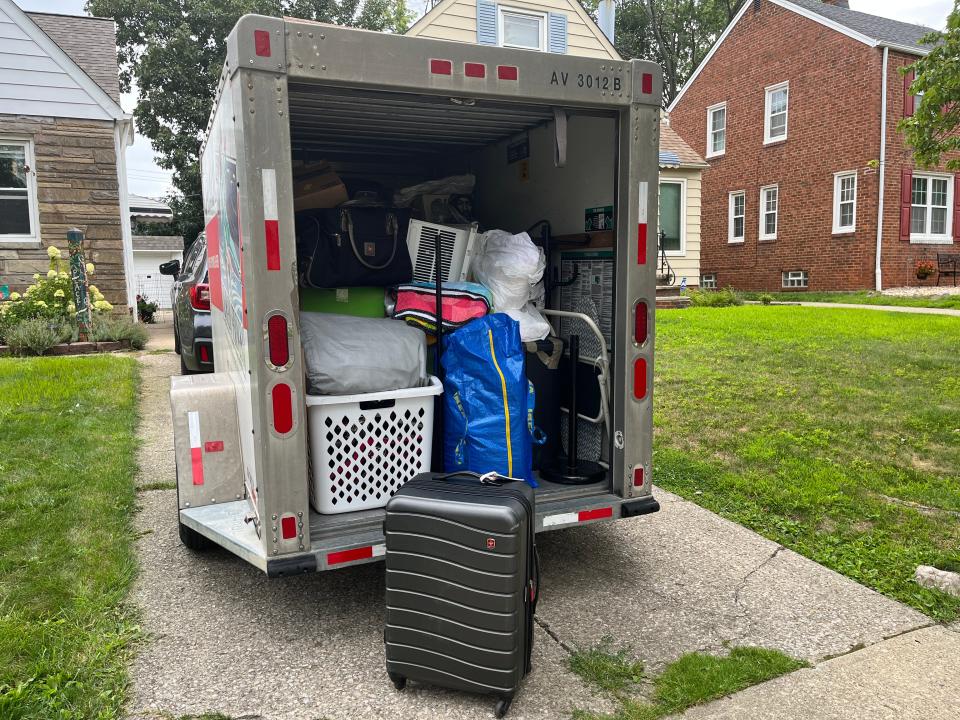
[114,117,137,316]
[875,46,889,292]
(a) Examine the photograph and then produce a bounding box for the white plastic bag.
[473,230,549,341]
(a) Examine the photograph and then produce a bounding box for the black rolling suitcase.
[384,472,538,718]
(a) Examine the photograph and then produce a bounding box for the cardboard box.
[293,162,348,211]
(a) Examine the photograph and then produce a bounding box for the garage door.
[134,255,175,309]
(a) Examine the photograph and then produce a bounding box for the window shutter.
[954,174,960,240]
[548,13,568,54]
[903,70,916,117]
[477,0,497,45]
[900,168,913,241]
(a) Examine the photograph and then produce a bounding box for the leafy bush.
[90,316,149,350]
[5,319,61,356]
[137,294,158,323]
[687,287,744,308]
[0,246,112,340]
[759,294,775,305]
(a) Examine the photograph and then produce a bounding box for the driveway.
[128,353,935,719]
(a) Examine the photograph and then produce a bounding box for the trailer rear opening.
[173,15,661,575]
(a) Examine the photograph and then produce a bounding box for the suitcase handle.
[436,471,525,486]
[359,398,396,410]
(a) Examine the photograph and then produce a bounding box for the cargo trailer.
[171,13,662,576]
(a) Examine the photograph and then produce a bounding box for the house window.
[659,180,684,255]
[701,273,717,289]
[764,82,789,144]
[498,7,546,51]
[0,139,37,241]
[833,172,857,234]
[728,191,745,243]
[910,174,953,244]
[706,103,726,158]
[759,185,778,241]
[782,270,808,288]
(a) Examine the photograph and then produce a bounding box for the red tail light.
[634,301,648,346]
[633,358,648,400]
[267,314,289,368]
[198,344,210,363]
[190,283,211,311]
[272,382,293,434]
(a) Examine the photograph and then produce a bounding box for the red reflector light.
[497,65,518,81]
[280,515,297,539]
[633,467,645,487]
[430,59,452,75]
[272,383,293,434]
[465,62,486,78]
[198,344,210,363]
[267,314,289,367]
[642,72,653,94]
[634,358,648,400]
[189,283,211,311]
[328,546,374,566]
[634,301,648,346]
[254,29,271,57]
[578,507,613,522]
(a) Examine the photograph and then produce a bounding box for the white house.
[406,0,705,288]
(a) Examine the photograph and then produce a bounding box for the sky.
[13,0,956,200]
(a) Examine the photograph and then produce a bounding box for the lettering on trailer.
[550,71,621,93]
[187,411,204,486]
[542,506,614,527]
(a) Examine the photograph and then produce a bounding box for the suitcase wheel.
[389,673,406,691]
[495,697,512,718]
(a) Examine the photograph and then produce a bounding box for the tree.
[86,0,414,245]
[900,2,960,171]
[584,0,743,105]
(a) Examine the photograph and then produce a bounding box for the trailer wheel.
[178,521,213,551]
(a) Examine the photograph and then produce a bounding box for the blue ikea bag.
[441,314,541,486]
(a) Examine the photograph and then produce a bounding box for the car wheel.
[179,521,214,551]
[180,352,196,376]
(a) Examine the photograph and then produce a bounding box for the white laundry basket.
[305,377,443,514]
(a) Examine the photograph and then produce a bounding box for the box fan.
[405,220,479,283]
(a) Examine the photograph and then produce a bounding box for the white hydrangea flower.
[86,262,95,275]
[54,289,65,298]
[47,246,61,259]
[47,269,57,279]
[9,292,20,301]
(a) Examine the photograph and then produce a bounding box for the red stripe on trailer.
[430,59,452,75]
[642,73,653,95]
[190,447,204,485]
[264,220,280,270]
[637,180,649,265]
[254,30,271,57]
[497,65,518,81]
[328,546,373,565]
[578,507,613,522]
[637,224,647,265]
[465,62,485,78]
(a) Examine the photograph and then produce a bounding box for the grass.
[0,355,141,719]
[654,306,960,621]
[569,637,646,694]
[740,290,960,310]
[571,644,805,720]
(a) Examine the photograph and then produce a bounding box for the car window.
[181,238,205,279]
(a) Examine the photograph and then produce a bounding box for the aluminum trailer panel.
[185,14,661,573]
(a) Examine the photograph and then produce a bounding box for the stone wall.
[0,114,127,309]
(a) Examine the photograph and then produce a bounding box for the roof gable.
[406,0,621,60]
[0,0,125,121]
[669,0,936,112]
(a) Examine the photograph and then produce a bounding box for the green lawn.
[654,306,960,621]
[0,356,140,719]
[740,290,960,310]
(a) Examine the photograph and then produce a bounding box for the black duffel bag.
[296,204,413,289]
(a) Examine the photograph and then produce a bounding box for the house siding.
[407,0,614,58]
[0,115,127,307]
[660,168,702,287]
[670,0,960,291]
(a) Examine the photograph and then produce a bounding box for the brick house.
[0,0,135,310]
[668,0,956,292]
[408,0,707,287]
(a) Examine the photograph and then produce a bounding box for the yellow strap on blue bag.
[487,328,513,477]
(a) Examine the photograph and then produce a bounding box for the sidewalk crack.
[734,545,786,614]
[534,615,574,654]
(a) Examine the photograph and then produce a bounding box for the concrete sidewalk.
[784,301,960,317]
[127,354,943,720]
[675,625,960,720]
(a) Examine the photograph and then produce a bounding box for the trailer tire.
[179,521,214,551]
